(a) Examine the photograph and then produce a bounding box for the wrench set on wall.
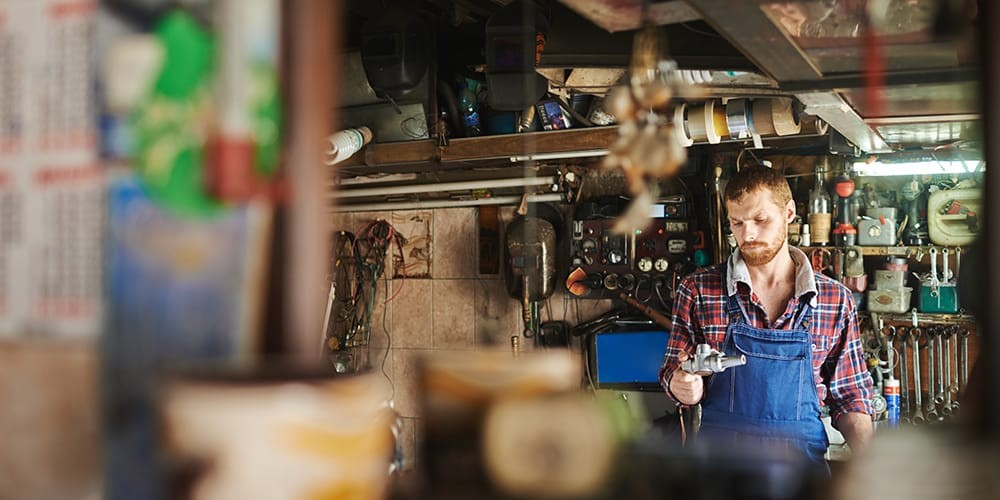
[875,323,973,424]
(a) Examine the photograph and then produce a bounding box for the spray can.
[885,378,900,428]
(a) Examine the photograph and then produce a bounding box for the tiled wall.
[0,341,101,499]
[332,207,614,469]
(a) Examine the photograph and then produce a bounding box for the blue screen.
[594,330,670,385]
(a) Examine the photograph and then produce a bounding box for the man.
[659,164,873,467]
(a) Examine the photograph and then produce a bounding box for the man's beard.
[740,230,786,266]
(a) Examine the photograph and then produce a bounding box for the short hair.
[724,164,793,207]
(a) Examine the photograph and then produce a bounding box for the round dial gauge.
[608,250,625,265]
[654,258,669,272]
[637,257,653,272]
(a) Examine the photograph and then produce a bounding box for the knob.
[637,257,653,272]
[654,258,669,272]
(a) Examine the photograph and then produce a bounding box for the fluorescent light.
[852,160,984,177]
[333,176,558,199]
[332,193,564,213]
[509,149,608,162]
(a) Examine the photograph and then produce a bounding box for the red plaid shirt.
[660,248,874,425]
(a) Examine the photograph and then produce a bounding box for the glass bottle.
[807,158,832,246]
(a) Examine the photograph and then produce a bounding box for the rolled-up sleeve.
[824,290,875,425]
[659,277,699,405]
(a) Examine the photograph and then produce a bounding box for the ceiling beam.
[558,0,701,33]
[795,91,890,153]
[682,0,822,82]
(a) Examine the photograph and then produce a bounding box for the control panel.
[567,196,700,303]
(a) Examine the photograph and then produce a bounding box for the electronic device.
[567,196,696,301]
[592,330,670,391]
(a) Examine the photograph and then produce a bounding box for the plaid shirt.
[660,247,874,425]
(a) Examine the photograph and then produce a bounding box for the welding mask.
[504,215,556,302]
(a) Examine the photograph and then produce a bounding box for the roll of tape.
[801,116,828,136]
[673,104,693,147]
[707,100,726,144]
[751,99,777,136]
[686,102,709,142]
[771,98,802,136]
[726,99,753,139]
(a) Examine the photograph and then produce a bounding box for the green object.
[249,61,282,177]
[131,11,220,217]
[693,249,709,267]
[918,283,959,313]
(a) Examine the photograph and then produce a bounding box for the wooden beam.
[682,0,822,82]
[283,0,338,361]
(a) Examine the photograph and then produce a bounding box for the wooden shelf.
[338,126,620,168]
[336,125,827,172]
[860,310,977,325]
[797,245,969,257]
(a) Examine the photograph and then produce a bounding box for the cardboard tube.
[751,99,777,136]
[771,98,802,136]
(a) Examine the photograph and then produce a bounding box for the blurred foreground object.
[834,429,999,500]
[163,372,394,500]
[483,391,645,499]
[420,350,581,493]
[602,23,689,233]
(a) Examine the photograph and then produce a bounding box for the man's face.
[725,188,795,267]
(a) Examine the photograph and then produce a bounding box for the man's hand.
[669,351,704,405]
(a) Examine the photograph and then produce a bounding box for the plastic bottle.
[459,81,481,137]
[325,126,372,165]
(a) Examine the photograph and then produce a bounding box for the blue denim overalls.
[698,282,830,468]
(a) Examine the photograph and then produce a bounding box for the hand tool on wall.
[959,328,970,393]
[681,344,747,376]
[617,291,673,331]
[911,328,925,424]
[942,328,954,416]
[898,327,911,422]
[924,328,939,421]
[934,327,946,407]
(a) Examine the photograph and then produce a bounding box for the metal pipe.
[333,176,559,199]
[911,328,925,424]
[332,193,564,213]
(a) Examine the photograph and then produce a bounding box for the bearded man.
[660,164,873,473]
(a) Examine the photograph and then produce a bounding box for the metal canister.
[885,379,900,428]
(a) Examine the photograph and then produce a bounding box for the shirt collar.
[726,246,818,307]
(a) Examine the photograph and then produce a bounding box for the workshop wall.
[332,207,613,469]
[0,343,100,498]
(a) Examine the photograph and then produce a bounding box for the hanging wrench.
[942,248,952,284]
[898,327,911,422]
[955,247,962,286]
[911,328,925,424]
[925,328,940,421]
[935,327,946,406]
[959,328,970,393]
[942,328,954,416]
